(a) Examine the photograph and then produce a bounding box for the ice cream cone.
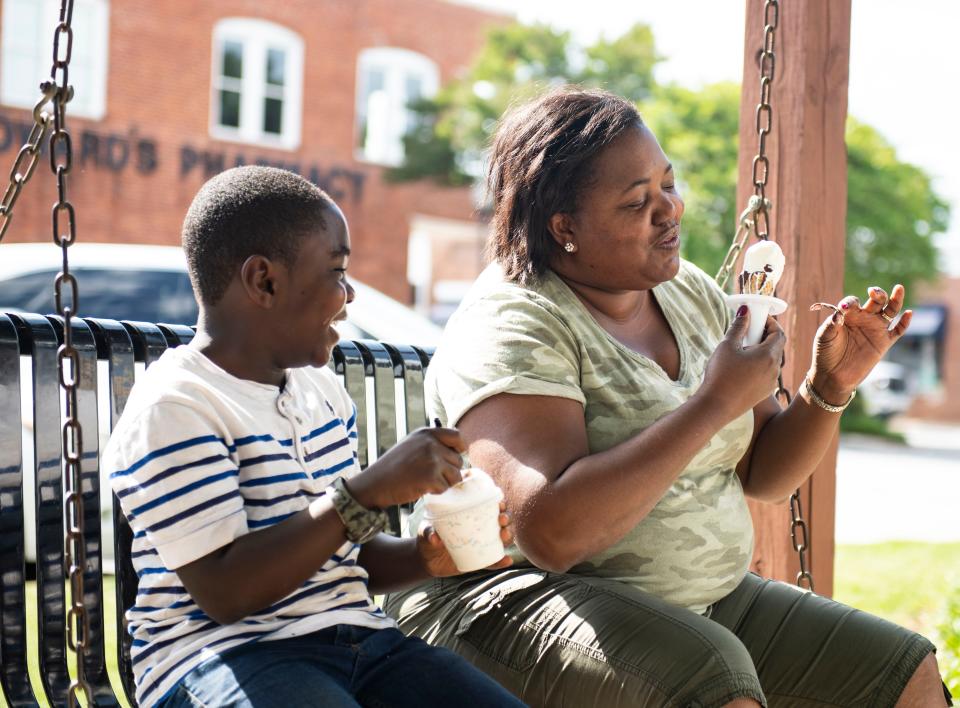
[724,293,788,346]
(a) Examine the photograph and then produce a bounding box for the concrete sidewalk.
[835,419,960,544]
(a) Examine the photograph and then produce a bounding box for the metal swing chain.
[47,0,94,704]
[0,0,91,703]
[0,90,57,242]
[715,1,813,592]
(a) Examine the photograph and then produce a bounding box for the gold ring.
[880,310,894,323]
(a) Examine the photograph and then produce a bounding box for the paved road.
[835,420,960,544]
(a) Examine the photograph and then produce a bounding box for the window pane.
[405,75,423,102]
[264,97,283,134]
[266,48,285,86]
[222,40,243,79]
[220,90,241,127]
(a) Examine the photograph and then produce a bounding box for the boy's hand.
[416,501,514,577]
[347,427,465,510]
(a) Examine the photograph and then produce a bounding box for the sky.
[459,0,960,277]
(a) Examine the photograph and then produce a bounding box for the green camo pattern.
[424,259,755,614]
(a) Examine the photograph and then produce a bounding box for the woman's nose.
[345,279,356,303]
[655,190,683,222]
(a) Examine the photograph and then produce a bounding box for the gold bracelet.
[800,376,856,414]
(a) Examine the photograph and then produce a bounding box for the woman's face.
[549,124,684,292]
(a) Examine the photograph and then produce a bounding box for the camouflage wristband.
[326,476,389,544]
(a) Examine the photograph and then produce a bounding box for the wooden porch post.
[736,0,852,598]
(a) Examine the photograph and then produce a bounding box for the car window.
[0,268,199,325]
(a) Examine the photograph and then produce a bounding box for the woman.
[385,89,951,707]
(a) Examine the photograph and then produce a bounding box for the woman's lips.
[656,226,681,249]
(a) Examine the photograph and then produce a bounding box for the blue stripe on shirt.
[239,452,294,468]
[311,457,354,480]
[143,490,240,534]
[239,471,309,487]
[129,469,239,519]
[111,435,225,478]
[117,454,232,499]
[304,437,350,462]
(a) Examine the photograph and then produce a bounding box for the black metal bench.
[0,311,432,706]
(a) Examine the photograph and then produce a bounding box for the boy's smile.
[277,206,355,370]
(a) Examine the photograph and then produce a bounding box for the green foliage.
[938,582,960,698]
[391,20,950,294]
[387,22,660,185]
[837,390,906,442]
[845,119,948,298]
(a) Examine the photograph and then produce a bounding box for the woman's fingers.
[838,295,861,314]
[892,309,913,337]
[885,283,906,317]
[863,286,887,314]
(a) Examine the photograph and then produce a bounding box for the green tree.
[393,21,949,295]
[387,22,660,186]
[845,119,948,298]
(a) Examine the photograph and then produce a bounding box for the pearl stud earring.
[564,242,577,253]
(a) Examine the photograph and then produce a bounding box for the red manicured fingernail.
[737,305,748,317]
[840,302,850,310]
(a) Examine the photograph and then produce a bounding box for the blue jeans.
[160,624,525,707]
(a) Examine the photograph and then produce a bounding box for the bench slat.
[0,314,36,706]
[333,341,369,469]
[0,309,434,707]
[87,318,139,705]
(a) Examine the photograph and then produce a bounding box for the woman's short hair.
[487,87,643,284]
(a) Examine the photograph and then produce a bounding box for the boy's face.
[273,207,354,369]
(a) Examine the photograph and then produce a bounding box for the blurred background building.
[0,0,956,421]
[0,0,504,306]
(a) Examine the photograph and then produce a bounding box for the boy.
[103,166,521,708]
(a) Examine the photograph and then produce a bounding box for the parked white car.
[0,242,442,344]
[1,242,442,568]
[858,360,914,419]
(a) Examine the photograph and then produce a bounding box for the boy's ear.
[239,255,278,308]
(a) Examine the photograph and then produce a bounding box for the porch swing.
[0,0,824,705]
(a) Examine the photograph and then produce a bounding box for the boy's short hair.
[182,165,335,305]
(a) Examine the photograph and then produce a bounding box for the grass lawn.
[834,541,960,637]
[20,542,960,704]
[834,541,960,697]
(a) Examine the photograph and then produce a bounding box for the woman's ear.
[240,255,277,308]
[547,212,576,251]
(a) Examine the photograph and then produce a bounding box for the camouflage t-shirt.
[425,259,755,613]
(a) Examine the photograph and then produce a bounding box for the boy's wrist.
[343,472,384,510]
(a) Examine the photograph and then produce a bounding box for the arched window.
[1,0,110,119]
[210,18,303,149]
[355,47,439,166]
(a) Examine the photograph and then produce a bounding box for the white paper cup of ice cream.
[725,293,788,347]
[423,468,505,573]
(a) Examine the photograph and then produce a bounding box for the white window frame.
[1,0,110,120]
[355,47,439,166]
[210,18,303,150]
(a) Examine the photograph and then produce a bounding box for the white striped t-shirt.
[103,345,394,707]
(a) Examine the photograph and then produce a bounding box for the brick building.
[906,276,960,421]
[0,0,505,303]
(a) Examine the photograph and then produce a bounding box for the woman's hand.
[416,501,513,577]
[808,284,912,402]
[697,307,787,423]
